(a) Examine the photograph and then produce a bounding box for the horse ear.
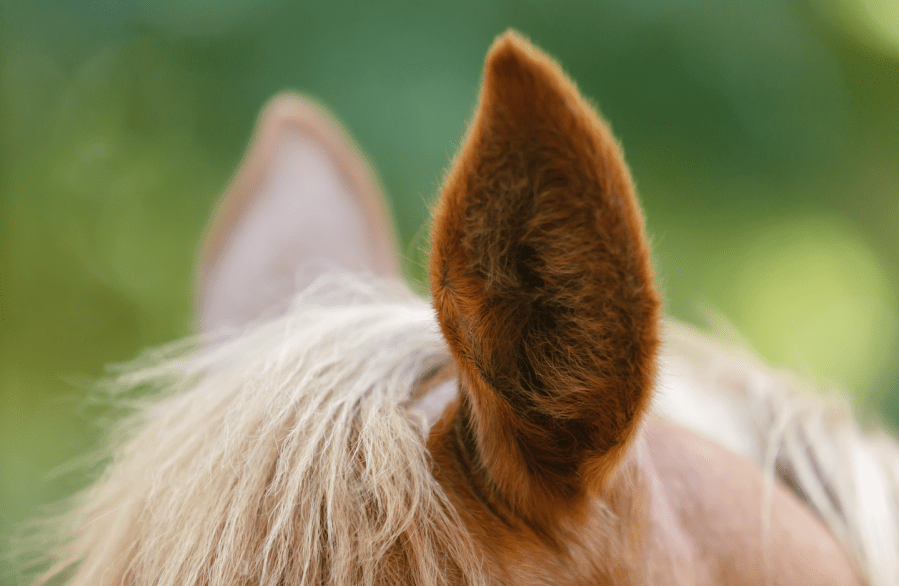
[196,94,401,335]
[429,32,661,525]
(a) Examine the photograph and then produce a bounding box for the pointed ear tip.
[490,29,529,51]
[258,92,341,141]
[488,29,538,56]
[486,30,539,73]
[483,31,568,98]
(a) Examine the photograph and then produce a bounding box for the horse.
[34,31,899,586]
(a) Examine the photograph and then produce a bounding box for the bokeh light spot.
[730,215,898,397]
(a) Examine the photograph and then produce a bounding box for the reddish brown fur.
[428,31,863,585]
[429,31,661,529]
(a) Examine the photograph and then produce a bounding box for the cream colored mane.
[658,322,899,586]
[40,275,485,586]
[37,272,899,586]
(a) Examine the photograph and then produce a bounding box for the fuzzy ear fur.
[197,94,401,335]
[429,32,661,526]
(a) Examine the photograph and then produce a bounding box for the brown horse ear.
[196,94,401,335]
[429,31,661,525]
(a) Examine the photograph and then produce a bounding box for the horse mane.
[31,272,899,585]
[658,321,899,586]
[37,273,486,586]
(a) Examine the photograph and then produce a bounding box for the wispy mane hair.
[37,274,486,586]
[27,272,899,586]
[661,322,899,586]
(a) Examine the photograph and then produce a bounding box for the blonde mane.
[659,322,899,586]
[40,274,485,586]
[34,272,899,585]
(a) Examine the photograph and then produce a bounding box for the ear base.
[196,93,402,335]
[429,32,661,524]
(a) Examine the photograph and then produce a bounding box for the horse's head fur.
[36,30,880,586]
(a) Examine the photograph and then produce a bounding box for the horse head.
[42,31,877,586]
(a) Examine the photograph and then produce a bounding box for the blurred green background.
[1,0,897,581]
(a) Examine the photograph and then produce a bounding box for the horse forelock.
[40,273,487,586]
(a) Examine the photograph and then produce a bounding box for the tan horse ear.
[429,32,661,526]
[196,94,401,335]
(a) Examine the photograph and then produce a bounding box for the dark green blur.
[1,0,898,582]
